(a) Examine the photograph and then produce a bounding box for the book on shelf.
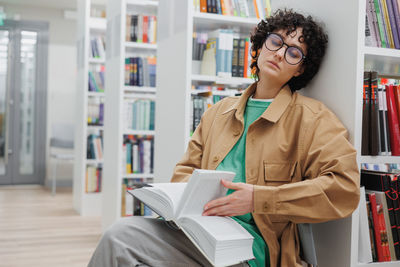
[87,133,104,160]
[90,36,105,59]
[125,56,157,87]
[361,169,400,261]
[197,0,268,18]
[366,0,400,48]
[367,190,400,260]
[362,71,371,155]
[88,64,105,92]
[368,192,391,261]
[359,186,373,263]
[123,135,154,175]
[128,169,254,267]
[385,84,400,155]
[360,73,400,156]
[87,97,104,126]
[85,165,102,193]
[123,99,155,131]
[193,30,252,78]
[126,14,157,44]
[122,178,154,217]
[365,0,380,47]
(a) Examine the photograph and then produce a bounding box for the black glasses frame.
[264,32,306,65]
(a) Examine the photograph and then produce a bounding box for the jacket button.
[263,203,268,211]
[233,131,240,136]
[213,156,219,162]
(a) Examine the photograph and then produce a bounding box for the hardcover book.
[128,169,254,267]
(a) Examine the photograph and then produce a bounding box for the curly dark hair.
[250,9,328,92]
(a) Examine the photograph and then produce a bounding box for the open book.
[128,169,254,267]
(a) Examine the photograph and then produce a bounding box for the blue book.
[138,57,144,87]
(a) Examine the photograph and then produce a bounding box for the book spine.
[216,0,222,14]
[231,38,239,77]
[362,71,371,155]
[385,84,400,155]
[377,203,392,261]
[391,0,400,45]
[367,200,379,261]
[382,86,392,154]
[371,0,383,47]
[378,86,387,155]
[137,14,143,43]
[200,0,207,12]
[238,38,245,79]
[143,15,149,43]
[385,0,400,48]
[220,0,227,15]
[253,0,260,18]
[243,38,249,78]
[393,85,400,126]
[370,72,380,155]
[366,0,379,47]
[138,57,144,87]
[369,193,385,261]
[374,0,389,47]
[380,0,392,47]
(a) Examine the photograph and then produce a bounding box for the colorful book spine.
[385,84,400,155]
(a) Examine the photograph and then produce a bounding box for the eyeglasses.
[264,32,306,65]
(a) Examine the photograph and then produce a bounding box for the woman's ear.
[293,65,305,77]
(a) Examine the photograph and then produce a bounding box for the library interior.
[0,0,400,266]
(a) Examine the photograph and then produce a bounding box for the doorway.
[0,20,48,185]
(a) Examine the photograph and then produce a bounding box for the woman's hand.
[202,179,254,217]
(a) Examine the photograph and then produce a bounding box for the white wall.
[1,3,77,186]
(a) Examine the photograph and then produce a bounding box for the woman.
[89,9,359,267]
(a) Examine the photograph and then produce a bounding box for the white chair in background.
[49,123,74,195]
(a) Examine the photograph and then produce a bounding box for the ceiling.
[0,0,106,10]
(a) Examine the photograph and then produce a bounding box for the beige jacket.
[171,83,360,266]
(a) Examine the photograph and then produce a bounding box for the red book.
[142,15,149,43]
[393,85,400,124]
[369,192,385,261]
[377,204,391,261]
[385,85,400,155]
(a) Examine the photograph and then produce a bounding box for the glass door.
[0,20,48,185]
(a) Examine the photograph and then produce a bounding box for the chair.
[49,123,74,195]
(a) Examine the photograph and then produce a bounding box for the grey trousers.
[88,217,248,267]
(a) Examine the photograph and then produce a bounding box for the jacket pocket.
[263,161,297,183]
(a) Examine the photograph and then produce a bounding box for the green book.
[373,0,387,47]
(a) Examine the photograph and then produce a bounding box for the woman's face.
[257,27,307,85]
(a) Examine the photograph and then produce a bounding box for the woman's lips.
[267,61,280,69]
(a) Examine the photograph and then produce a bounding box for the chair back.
[50,123,74,149]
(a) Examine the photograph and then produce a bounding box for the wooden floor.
[0,186,102,267]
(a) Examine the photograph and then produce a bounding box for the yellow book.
[121,183,126,217]
[265,0,272,17]
[381,0,395,48]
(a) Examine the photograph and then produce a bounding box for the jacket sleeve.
[253,109,360,223]
[170,119,204,183]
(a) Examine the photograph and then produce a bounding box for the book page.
[129,183,187,220]
[175,169,235,218]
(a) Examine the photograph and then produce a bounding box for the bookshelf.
[154,1,262,184]
[73,0,106,216]
[102,0,158,229]
[154,0,400,266]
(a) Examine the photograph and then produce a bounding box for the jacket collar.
[222,82,293,123]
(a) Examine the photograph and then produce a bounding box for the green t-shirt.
[216,97,272,267]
